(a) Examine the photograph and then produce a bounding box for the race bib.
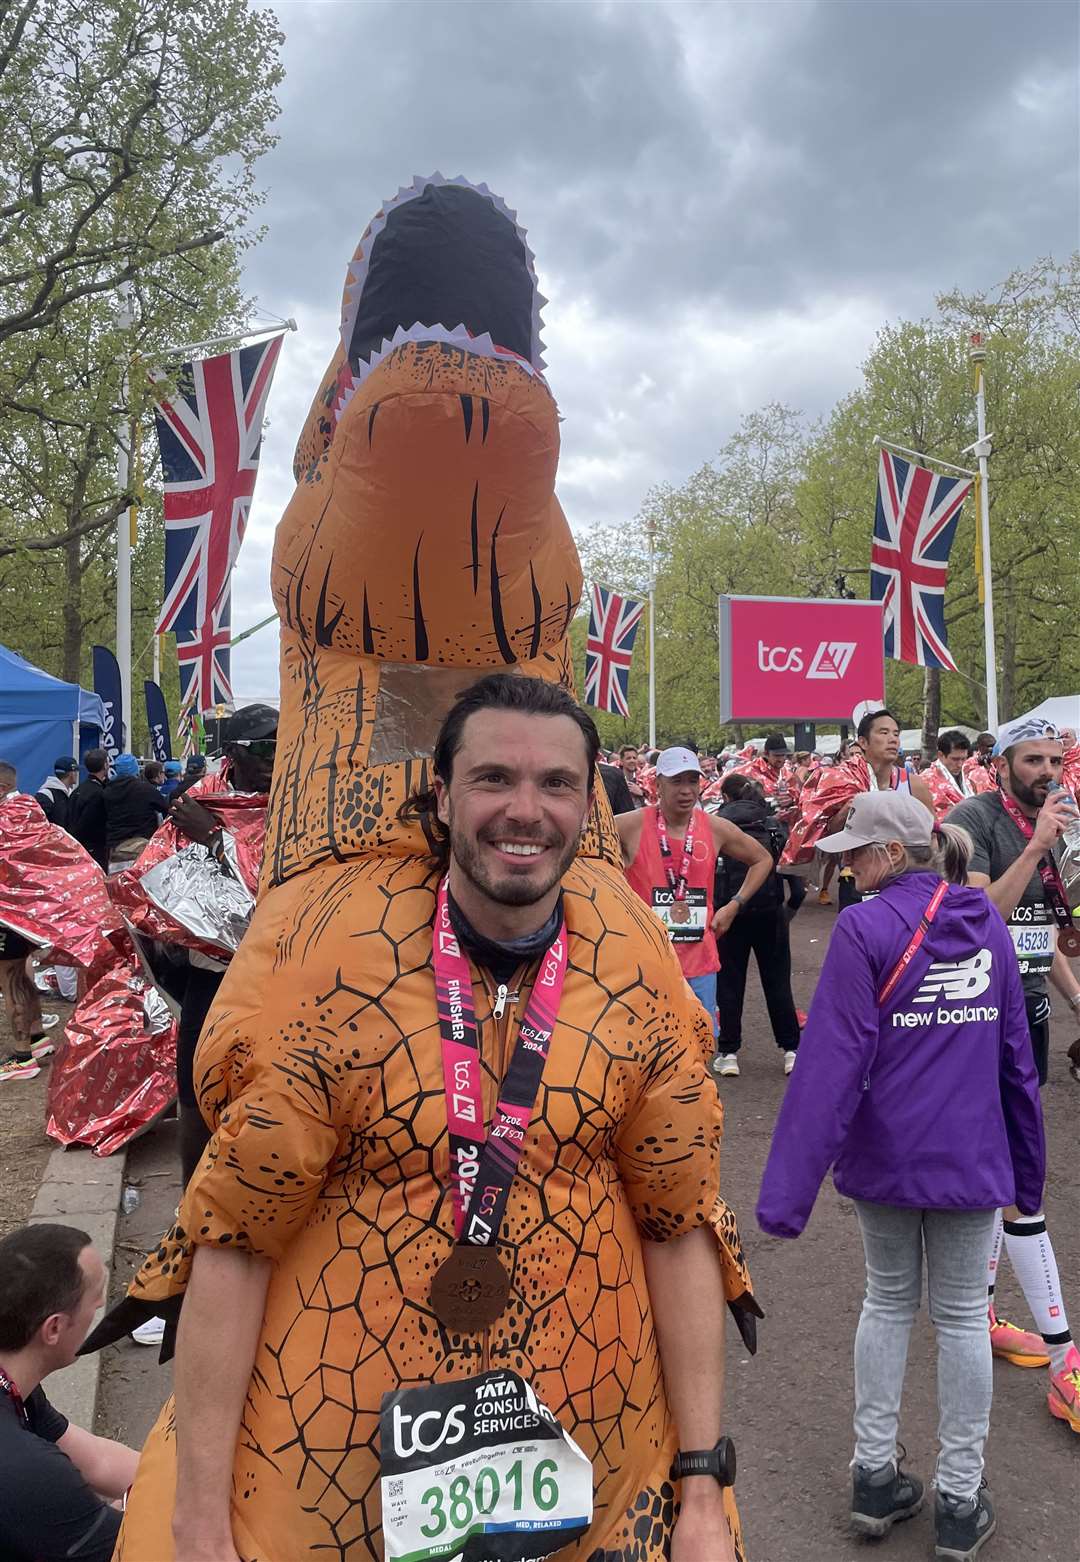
[381,1370,593,1562]
[651,886,707,943]
[1009,902,1057,977]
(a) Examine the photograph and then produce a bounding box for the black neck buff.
[447,887,564,987]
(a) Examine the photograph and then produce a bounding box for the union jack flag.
[584,583,644,716]
[871,448,971,671]
[176,591,233,716]
[152,335,282,707]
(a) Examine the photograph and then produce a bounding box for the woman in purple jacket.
[758,790,1044,1562]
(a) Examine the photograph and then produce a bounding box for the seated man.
[0,1223,139,1561]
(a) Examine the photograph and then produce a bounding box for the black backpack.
[715,801,786,911]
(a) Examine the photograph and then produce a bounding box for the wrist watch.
[672,1436,736,1487]
[730,892,746,912]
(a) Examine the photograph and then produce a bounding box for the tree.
[577,258,1080,750]
[0,0,281,358]
[577,405,807,748]
[0,0,283,733]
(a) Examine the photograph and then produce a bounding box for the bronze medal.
[1059,925,1080,959]
[431,1245,510,1332]
[669,900,690,925]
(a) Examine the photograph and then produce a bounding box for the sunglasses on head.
[229,738,277,758]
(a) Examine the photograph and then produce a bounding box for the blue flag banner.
[91,645,124,766]
[144,680,172,762]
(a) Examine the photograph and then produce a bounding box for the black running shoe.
[935,1487,996,1559]
[850,1445,924,1538]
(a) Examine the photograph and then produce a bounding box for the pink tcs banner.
[719,596,885,721]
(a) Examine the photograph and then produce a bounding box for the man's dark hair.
[618,744,638,761]
[0,1224,92,1351]
[83,749,108,776]
[399,674,599,862]
[0,760,16,791]
[857,707,898,741]
[763,732,788,754]
[143,761,164,785]
[937,729,971,757]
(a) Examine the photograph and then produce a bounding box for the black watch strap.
[672,1436,736,1488]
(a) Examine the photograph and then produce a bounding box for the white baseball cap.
[655,746,703,778]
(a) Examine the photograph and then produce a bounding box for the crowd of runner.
[0,694,1077,1562]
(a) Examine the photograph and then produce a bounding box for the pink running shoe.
[1048,1345,1080,1433]
[989,1307,1050,1368]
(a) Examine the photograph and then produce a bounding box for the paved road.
[97,899,1079,1559]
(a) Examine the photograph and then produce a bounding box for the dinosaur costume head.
[266,174,616,886]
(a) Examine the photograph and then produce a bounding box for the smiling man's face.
[435,709,593,917]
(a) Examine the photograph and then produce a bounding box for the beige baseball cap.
[819,790,934,853]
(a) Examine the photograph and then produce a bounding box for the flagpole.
[967,333,999,729]
[166,320,296,363]
[872,436,974,480]
[647,518,656,749]
[115,283,134,750]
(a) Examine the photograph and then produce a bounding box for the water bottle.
[1048,782,1080,901]
[121,1185,141,1215]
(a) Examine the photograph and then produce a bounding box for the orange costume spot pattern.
[111,178,754,1562]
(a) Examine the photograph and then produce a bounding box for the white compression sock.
[987,1210,1004,1304]
[1003,1215,1073,1373]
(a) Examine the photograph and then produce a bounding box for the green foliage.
[0,0,283,749]
[579,258,1080,747]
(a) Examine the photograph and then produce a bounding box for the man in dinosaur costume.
[94,177,755,1562]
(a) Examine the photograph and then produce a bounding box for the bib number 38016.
[381,1370,593,1562]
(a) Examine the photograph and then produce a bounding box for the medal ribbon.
[0,1366,28,1428]
[998,791,1073,929]
[434,878,569,1245]
[655,805,697,901]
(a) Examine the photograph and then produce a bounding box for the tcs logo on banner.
[756,641,857,681]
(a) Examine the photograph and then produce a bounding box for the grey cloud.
[226,0,1078,698]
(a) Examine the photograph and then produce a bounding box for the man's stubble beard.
[1005,763,1049,811]
[448,820,581,909]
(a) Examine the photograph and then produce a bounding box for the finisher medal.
[431,1246,511,1333]
[1059,926,1080,958]
[669,901,690,924]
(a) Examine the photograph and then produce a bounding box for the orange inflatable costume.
[107,177,755,1561]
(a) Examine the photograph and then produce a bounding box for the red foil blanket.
[781,755,874,866]
[46,954,177,1157]
[0,793,122,973]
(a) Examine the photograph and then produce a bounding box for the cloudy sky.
[228,0,1079,699]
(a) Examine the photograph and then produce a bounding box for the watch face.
[717,1436,737,1486]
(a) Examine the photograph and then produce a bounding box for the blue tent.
[0,644,106,794]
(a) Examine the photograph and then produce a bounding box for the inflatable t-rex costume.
[105,177,755,1561]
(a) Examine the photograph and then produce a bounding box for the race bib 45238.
[380,1370,593,1562]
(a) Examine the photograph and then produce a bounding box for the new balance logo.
[806,641,856,680]
[913,949,992,1003]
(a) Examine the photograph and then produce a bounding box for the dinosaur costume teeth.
[99,178,755,1562]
